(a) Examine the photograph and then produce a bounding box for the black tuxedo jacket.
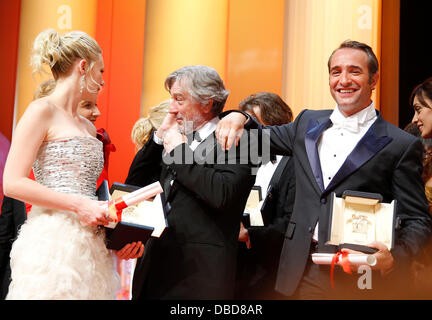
[235,156,296,299]
[125,132,256,299]
[247,109,432,296]
[0,196,26,299]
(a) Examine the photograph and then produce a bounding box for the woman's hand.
[74,197,113,226]
[215,112,247,150]
[115,241,145,260]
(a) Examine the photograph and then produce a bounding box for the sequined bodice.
[32,136,103,199]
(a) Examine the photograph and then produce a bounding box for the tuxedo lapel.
[325,114,393,192]
[160,163,174,201]
[162,134,218,202]
[304,118,332,193]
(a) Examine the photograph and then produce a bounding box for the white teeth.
[339,89,354,93]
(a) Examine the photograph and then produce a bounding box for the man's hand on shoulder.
[215,111,247,150]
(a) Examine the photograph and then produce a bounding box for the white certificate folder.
[326,190,396,254]
[98,181,168,250]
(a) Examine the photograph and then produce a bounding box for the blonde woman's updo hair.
[131,100,170,150]
[31,29,102,89]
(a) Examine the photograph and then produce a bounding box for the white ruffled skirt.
[6,206,120,300]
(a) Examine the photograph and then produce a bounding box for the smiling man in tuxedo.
[125,65,257,299]
[215,40,432,299]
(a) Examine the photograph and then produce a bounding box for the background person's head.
[77,92,100,124]
[410,77,432,139]
[239,92,293,126]
[405,121,432,183]
[33,79,56,100]
[131,100,170,150]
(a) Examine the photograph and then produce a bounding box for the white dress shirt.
[254,155,283,200]
[188,117,219,151]
[312,102,377,241]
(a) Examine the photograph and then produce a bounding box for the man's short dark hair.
[327,40,379,83]
[239,92,293,125]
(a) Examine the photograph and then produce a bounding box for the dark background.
[398,0,432,129]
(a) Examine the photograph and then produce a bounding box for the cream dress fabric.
[6,136,119,300]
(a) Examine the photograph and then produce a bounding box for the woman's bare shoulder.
[24,97,57,118]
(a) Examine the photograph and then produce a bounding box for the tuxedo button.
[320,198,327,204]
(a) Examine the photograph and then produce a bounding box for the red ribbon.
[330,251,352,288]
[115,209,122,222]
[107,198,127,222]
[114,198,127,222]
[114,198,127,211]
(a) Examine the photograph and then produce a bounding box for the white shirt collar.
[330,101,376,125]
[195,117,219,141]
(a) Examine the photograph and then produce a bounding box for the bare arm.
[215,112,247,150]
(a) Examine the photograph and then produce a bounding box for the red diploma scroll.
[330,251,352,289]
[106,182,163,222]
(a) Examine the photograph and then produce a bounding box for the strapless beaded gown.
[6,137,120,300]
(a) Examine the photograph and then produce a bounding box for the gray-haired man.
[126,65,257,299]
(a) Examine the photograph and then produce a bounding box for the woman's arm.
[3,101,110,226]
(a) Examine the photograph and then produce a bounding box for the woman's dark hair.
[409,77,432,109]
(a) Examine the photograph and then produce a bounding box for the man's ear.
[204,99,213,113]
[370,72,379,90]
[78,59,87,75]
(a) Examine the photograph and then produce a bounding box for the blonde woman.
[33,79,115,189]
[131,100,170,151]
[3,29,142,300]
[125,101,169,187]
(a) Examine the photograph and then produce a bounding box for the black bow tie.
[186,131,202,145]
